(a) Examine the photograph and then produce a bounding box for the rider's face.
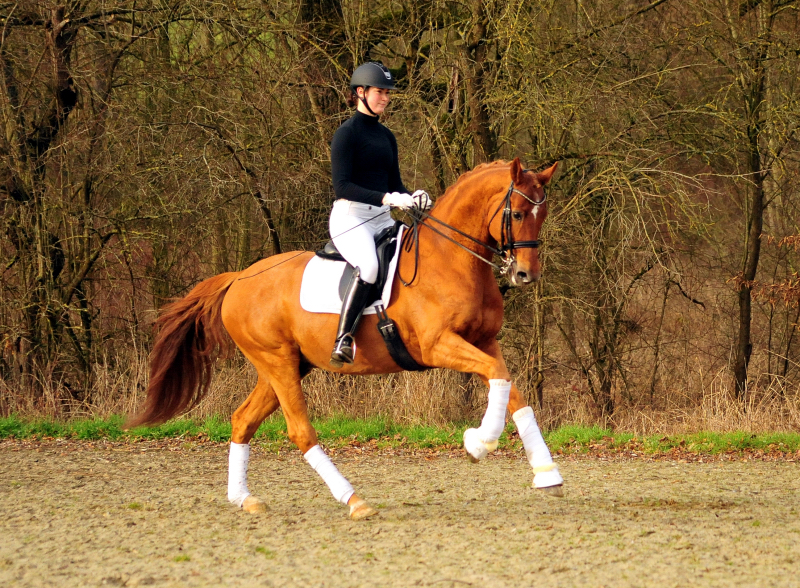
[357,87,391,116]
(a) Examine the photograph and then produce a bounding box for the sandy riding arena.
[1,441,798,588]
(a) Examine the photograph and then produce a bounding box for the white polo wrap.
[479,379,512,441]
[227,442,251,507]
[512,406,563,488]
[463,379,511,460]
[304,444,355,505]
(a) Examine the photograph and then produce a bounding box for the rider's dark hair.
[346,86,368,108]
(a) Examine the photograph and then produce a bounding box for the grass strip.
[0,414,461,446]
[1,415,799,454]
[543,426,800,455]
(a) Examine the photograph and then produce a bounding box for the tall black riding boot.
[330,268,374,367]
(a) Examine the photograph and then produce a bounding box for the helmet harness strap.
[357,86,378,117]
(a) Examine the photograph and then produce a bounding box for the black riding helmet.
[350,62,396,90]
[350,62,395,116]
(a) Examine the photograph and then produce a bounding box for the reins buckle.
[500,256,515,275]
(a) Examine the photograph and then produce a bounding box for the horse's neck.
[404,172,507,318]
[424,173,506,262]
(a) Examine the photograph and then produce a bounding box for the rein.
[399,176,547,286]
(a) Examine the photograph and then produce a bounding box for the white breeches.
[329,199,395,284]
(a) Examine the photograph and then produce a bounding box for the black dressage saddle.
[315,222,403,302]
[314,221,426,371]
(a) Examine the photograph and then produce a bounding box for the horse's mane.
[437,160,510,202]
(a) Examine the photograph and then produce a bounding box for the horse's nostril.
[516,271,529,283]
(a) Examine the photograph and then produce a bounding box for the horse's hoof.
[242,495,268,513]
[537,484,564,498]
[349,497,378,521]
[463,428,489,462]
[532,463,564,491]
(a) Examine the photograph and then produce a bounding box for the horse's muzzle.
[508,262,540,286]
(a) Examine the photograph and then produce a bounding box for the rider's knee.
[359,262,379,284]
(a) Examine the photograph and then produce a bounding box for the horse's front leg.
[476,339,563,495]
[427,333,563,495]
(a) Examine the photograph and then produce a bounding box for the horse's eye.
[512,211,523,221]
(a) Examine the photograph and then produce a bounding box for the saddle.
[313,222,425,372]
[315,222,402,302]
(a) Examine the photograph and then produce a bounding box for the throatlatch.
[398,173,546,286]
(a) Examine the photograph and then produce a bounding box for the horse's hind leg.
[262,354,377,521]
[227,377,280,513]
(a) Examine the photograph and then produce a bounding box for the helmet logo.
[373,62,392,80]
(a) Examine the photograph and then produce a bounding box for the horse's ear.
[536,162,559,185]
[510,158,525,184]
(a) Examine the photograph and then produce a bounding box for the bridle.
[399,171,547,286]
[495,179,548,254]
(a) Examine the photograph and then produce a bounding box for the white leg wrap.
[304,445,355,505]
[227,442,251,507]
[512,406,563,488]
[463,379,511,460]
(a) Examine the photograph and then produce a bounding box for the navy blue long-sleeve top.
[330,111,408,206]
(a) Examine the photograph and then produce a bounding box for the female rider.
[329,62,431,366]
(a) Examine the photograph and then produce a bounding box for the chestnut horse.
[129,158,562,520]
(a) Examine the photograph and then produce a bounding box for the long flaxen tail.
[126,272,240,428]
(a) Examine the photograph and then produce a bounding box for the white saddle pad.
[299,226,405,315]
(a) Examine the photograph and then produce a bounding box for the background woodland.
[2,0,800,432]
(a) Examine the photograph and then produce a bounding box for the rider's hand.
[382,192,415,210]
[411,190,432,210]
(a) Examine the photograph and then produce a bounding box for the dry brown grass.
[2,349,799,435]
[611,372,800,435]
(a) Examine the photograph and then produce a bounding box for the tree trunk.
[461,0,497,165]
[732,0,773,398]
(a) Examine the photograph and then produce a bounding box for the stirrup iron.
[331,334,355,367]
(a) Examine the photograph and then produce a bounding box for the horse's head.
[489,158,557,286]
